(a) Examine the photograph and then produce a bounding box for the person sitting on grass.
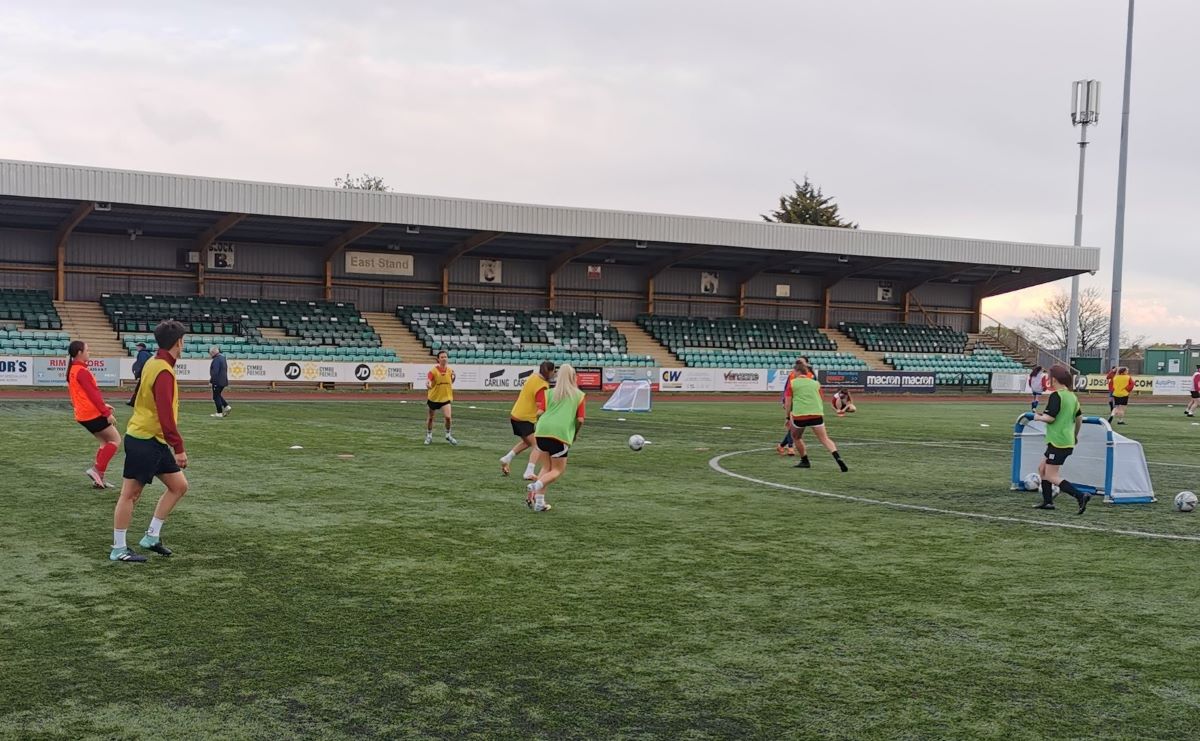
[1032,363,1091,515]
[831,387,857,417]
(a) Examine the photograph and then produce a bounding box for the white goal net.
[603,379,652,412]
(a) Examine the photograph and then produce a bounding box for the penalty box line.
[708,448,1200,543]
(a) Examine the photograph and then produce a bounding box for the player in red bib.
[1186,364,1199,418]
[67,341,120,489]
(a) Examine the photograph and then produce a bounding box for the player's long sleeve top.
[74,366,110,414]
[152,353,185,454]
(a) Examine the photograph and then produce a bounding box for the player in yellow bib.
[425,350,457,445]
[500,361,555,480]
[109,320,191,562]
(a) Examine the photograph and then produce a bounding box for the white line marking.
[708,448,1200,543]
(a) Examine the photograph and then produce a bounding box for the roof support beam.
[642,245,718,316]
[54,202,94,301]
[895,262,975,324]
[440,231,504,306]
[546,238,613,311]
[642,245,719,280]
[194,213,247,297]
[818,257,898,328]
[321,222,383,300]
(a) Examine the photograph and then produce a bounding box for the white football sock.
[147,517,164,537]
[501,451,515,464]
[524,462,536,475]
[113,529,127,549]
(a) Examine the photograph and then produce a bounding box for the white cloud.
[0,1,1197,341]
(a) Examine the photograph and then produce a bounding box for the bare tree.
[334,173,391,191]
[1024,287,1109,353]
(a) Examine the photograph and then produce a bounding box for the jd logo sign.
[354,364,372,381]
[283,363,302,380]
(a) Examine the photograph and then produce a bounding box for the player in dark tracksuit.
[209,346,230,417]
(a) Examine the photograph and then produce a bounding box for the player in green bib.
[527,364,587,512]
[783,360,848,471]
[1033,364,1091,514]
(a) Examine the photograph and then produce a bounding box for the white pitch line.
[708,448,1200,543]
[842,438,1200,469]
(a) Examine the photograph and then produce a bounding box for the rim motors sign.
[34,357,121,387]
[864,371,936,393]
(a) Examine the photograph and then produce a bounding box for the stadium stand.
[0,290,68,355]
[101,294,397,362]
[885,348,1026,386]
[398,306,655,367]
[0,289,63,329]
[840,322,967,354]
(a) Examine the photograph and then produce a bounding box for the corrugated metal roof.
[0,158,1099,271]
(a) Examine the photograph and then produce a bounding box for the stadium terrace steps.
[611,321,679,368]
[255,327,291,342]
[55,301,126,357]
[362,311,430,362]
[821,328,891,371]
[969,333,1036,368]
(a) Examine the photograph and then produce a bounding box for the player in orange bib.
[67,340,120,489]
[425,350,458,445]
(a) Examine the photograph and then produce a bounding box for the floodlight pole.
[1108,0,1135,370]
[1068,80,1100,360]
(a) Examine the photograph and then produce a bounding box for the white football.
[1023,473,1041,492]
[628,434,646,451]
[1175,491,1197,513]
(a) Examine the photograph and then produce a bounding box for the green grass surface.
[2,397,1199,740]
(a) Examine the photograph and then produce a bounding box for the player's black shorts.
[790,415,825,429]
[1191,391,1199,399]
[1113,396,1129,406]
[1044,444,1074,466]
[78,416,111,434]
[511,419,535,438]
[427,400,451,411]
[123,434,181,485]
[535,436,569,458]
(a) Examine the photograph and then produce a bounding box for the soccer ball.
[1174,491,1197,513]
[1023,473,1041,492]
[628,434,646,451]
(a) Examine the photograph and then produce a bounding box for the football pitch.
[2,396,1199,740]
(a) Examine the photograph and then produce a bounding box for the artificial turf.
[1,396,1198,740]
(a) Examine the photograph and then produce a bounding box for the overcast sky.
[1,1,1196,343]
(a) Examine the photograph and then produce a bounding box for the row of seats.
[0,289,62,329]
[886,350,1025,374]
[841,322,967,354]
[677,349,869,371]
[120,333,396,362]
[637,315,837,354]
[399,306,633,362]
[448,349,656,367]
[101,293,393,362]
